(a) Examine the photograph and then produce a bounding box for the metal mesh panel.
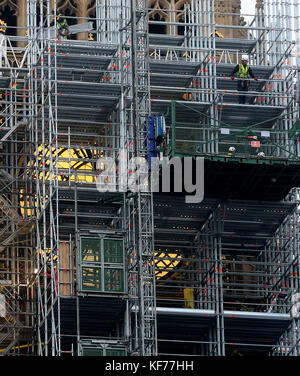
[82,348,104,356]
[81,238,101,263]
[104,239,123,264]
[176,126,202,155]
[106,349,126,356]
[104,268,124,293]
[82,267,101,292]
[82,347,125,356]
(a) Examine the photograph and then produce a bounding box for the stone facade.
[148,0,249,37]
[0,0,96,39]
[0,0,259,39]
[215,0,246,38]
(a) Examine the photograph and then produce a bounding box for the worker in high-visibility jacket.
[231,56,258,104]
[54,12,69,39]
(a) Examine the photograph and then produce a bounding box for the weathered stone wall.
[0,0,259,39]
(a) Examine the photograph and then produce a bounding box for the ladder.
[128,0,157,356]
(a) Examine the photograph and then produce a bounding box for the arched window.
[0,3,17,40]
[149,12,167,34]
[177,18,185,36]
[148,0,169,34]
[175,0,190,36]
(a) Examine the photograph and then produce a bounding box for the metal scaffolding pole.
[0,0,299,357]
[129,0,157,356]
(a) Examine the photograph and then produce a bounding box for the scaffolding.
[154,190,300,355]
[0,0,299,356]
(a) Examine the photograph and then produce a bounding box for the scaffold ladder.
[129,0,157,356]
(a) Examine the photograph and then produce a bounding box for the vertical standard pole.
[75,184,80,355]
[171,100,176,157]
[130,0,157,355]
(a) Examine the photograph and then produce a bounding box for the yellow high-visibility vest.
[238,64,250,79]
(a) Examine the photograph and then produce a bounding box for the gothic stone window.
[148,0,169,34]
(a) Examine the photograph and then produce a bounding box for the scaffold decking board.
[149,34,185,47]
[216,38,257,53]
[150,60,200,87]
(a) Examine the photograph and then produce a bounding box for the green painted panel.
[106,349,126,356]
[104,268,124,293]
[82,348,126,356]
[81,238,101,263]
[104,239,123,264]
[82,266,101,291]
[82,348,104,356]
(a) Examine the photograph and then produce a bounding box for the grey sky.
[241,0,298,61]
[241,0,256,24]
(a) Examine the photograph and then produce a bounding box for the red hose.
[58,27,69,37]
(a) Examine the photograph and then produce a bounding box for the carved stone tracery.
[0,0,18,14]
[0,0,261,39]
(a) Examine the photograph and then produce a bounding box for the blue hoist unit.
[147,115,166,169]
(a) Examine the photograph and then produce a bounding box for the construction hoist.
[147,115,167,169]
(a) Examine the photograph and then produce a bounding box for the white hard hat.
[241,55,248,61]
[229,146,236,153]
[257,152,265,158]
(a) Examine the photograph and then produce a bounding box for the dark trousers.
[237,80,249,104]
